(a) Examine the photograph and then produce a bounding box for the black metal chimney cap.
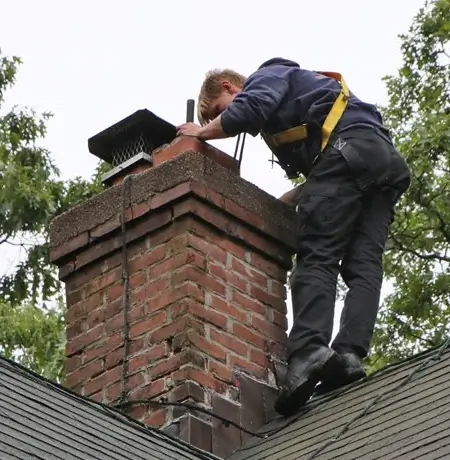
[88,109,177,164]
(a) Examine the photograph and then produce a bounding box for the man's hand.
[278,184,304,207]
[177,122,204,138]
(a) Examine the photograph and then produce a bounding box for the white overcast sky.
[1,0,424,331]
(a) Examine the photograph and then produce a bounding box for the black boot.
[315,352,366,395]
[274,347,340,416]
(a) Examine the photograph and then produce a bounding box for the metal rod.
[186,99,195,122]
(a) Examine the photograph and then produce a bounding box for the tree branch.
[390,235,450,262]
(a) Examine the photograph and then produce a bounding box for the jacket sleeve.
[220,69,290,137]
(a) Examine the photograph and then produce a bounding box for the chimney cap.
[88,109,177,164]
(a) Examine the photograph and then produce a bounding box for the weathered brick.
[250,347,270,368]
[209,329,248,358]
[66,355,82,374]
[49,231,89,263]
[231,290,266,317]
[232,323,265,349]
[144,408,167,428]
[105,346,124,369]
[206,294,248,324]
[252,315,286,342]
[67,324,103,356]
[107,283,124,303]
[129,310,167,339]
[66,358,104,388]
[128,378,166,400]
[208,359,233,383]
[131,277,169,304]
[83,366,121,396]
[208,262,247,294]
[230,256,269,289]
[129,271,146,289]
[187,233,227,266]
[250,285,287,313]
[148,351,190,380]
[249,252,288,281]
[128,343,168,372]
[171,266,226,298]
[189,302,228,330]
[229,355,267,380]
[188,330,226,362]
[85,267,122,297]
[147,282,204,314]
[129,245,166,272]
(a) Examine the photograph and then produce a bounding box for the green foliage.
[367,0,450,370]
[0,50,108,381]
[0,301,66,382]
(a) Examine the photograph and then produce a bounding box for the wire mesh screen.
[110,133,153,167]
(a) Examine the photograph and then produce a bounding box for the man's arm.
[220,71,290,137]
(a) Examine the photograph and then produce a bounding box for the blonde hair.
[197,69,246,126]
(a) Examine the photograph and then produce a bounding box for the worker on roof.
[177,57,411,416]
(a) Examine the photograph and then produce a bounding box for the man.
[177,58,410,416]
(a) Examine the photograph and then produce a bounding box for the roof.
[229,339,450,460]
[0,356,216,460]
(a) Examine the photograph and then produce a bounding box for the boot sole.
[275,352,341,416]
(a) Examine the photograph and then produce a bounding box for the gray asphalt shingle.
[0,357,216,460]
[229,340,450,460]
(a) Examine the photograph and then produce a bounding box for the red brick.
[209,263,247,294]
[250,347,270,368]
[84,366,121,396]
[105,298,122,320]
[86,267,122,296]
[210,329,248,358]
[128,378,166,400]
[148,249,206,280]
[252,315,286,342]
[127,371,145,391]
[147,282,204,313]
[67,324,103,356]
[187,233,227,266]
[272,309,288,329]
[131,277,169,304]
[104,312,124,335]
[249,252,287,282]
[130,199,151,220]
[173,367,226,394]
[66,358,104,387]
[224,198,265,230]
[66,262,104,291]
[208,359,233,383]
[232,323,265,349]
[128,305,145,323]
[144,409,167,428]
[128,405,148,422]
[230,257,269,289]
[148,351,190,380]
[67,321,83,340]
[172,266,226,298]
[150,316,188,343]
[129,271,146,289]
[189,302,228,330]
[250,285,287,313]
[106,283,124,302]
[231,290,266,317]
[49,231,89,263]
[82,333,122,364]
[269,279,287,299]
[82,306,106,332]
[129,310,167,339]
[128,343,168,372]
[66,355,82,373]
[208,294,248,324]
[188,331,226,362]
[129,245,166,272]
[229,355,267,380]
[222,239,248,262]
[105,347,124,369]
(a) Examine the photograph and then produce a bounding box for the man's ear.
[221,80,232,92]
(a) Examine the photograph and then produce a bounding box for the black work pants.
[287,127,410,359]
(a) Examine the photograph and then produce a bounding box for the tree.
[0,50,107,381]
[367,0,450,370]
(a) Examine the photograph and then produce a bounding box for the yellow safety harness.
[262,71,350,152]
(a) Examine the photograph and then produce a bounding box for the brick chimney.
[49,109,297,458]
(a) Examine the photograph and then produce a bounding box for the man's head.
[197,69,246,126]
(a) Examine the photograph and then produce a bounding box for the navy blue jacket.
[220,58,390,177]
